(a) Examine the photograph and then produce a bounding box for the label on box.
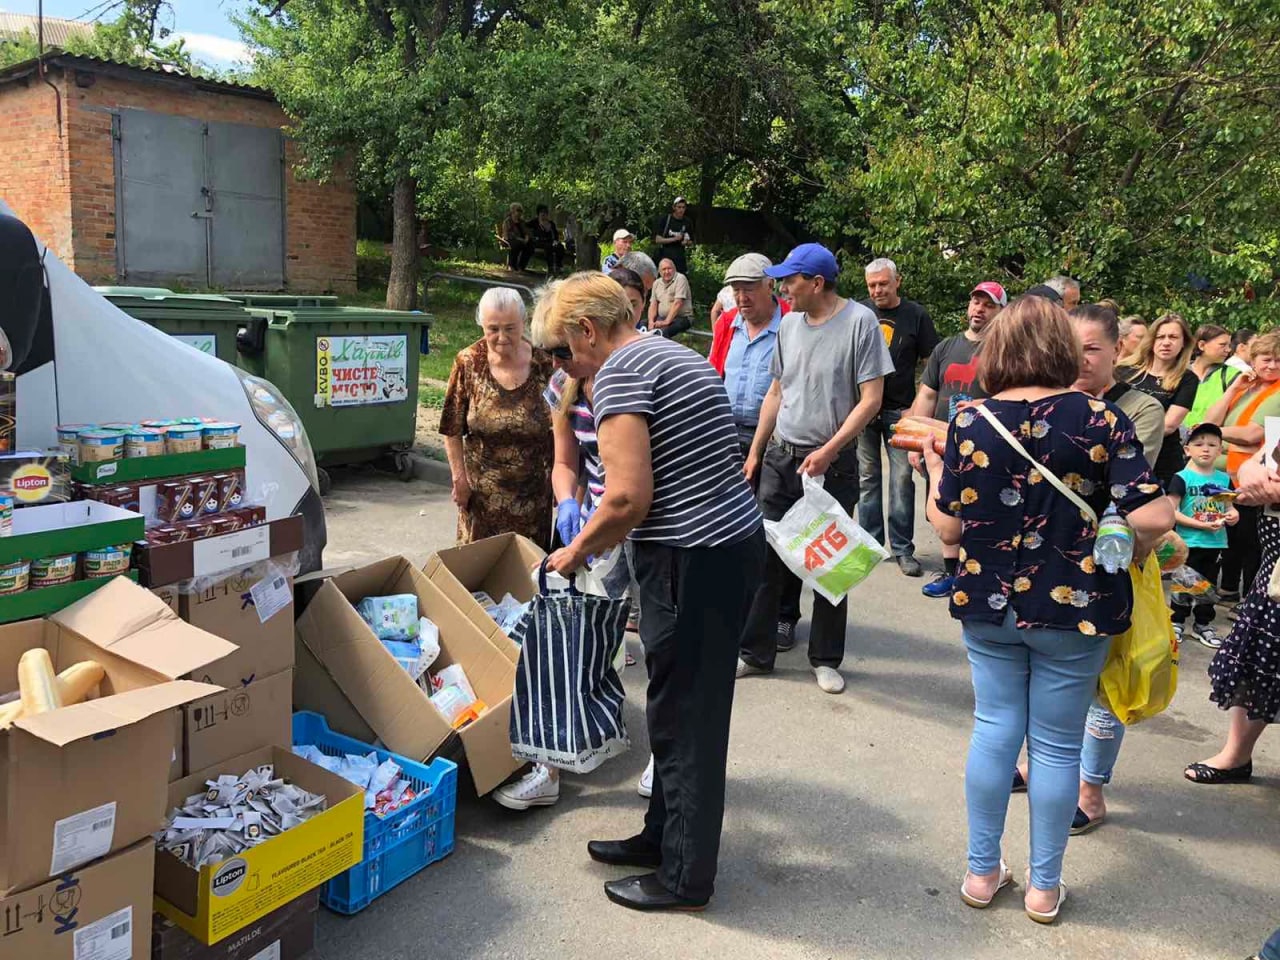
[72,905,132,960]
[94,462,119,480]
[50,801,117,876]
[192,526,270,577]
[249,571,291,624]
[249,941,281,960]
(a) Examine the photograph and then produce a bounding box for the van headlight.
[233,368,320,492]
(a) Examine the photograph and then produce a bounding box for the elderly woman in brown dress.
[440,287,554,547]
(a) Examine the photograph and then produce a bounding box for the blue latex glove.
[556,499,582,547]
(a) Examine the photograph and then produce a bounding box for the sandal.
[960,859,1012,909]
[1025,882,1067,924]
[1070,806,1105,835]
[1183,760,1252,785]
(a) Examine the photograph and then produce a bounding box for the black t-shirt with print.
[922,333,985,421]
[1125,369,1199,482]
[862,297,939,410]
[651,213,690,270]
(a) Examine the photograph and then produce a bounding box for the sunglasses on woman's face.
[547,345,574,361]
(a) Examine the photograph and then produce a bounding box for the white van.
[0,202,326,571]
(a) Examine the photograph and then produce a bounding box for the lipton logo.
[212,858,248,897]
[13,475,48,491]
[10,465,53,503]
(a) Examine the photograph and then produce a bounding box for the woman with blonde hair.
[1117,312,1199,483]
[535,271,764,912]
[921,295,1171,923]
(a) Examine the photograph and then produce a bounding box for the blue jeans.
[1260,926,1280,960]
[964,610,1110,889]
[1080,701,1126,785]
[856,407,916,557]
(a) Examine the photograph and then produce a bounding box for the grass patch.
[420,384,447,408]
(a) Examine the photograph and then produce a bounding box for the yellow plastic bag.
[1097,554,1179,725]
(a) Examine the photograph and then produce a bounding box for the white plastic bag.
[764,474,889,604]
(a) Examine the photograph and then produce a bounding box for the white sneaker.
[736,657,769,679]
[814,666,845,694]
[637,755,654,798]
[493,764,560,810]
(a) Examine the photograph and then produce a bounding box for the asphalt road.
[315,463,1278,960]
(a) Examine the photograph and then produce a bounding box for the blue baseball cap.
[763,243,839,282]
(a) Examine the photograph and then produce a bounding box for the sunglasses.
[547,345,574,361]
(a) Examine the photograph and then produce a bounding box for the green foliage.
[0,2,193,72]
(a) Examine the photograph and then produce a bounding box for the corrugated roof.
[0,13,94,48]
[0,52,272,98]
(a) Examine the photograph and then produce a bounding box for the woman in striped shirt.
[535,271,764,913]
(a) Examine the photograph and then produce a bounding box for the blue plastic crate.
[292,711,458,914]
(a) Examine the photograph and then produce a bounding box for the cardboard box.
[0,449,70,508]
[180,569,295,689]
[182,669,292,776]
[154,746,362,945]
[0,838,154,960]
[71,445,245,486]
[154,584,181,614]
[294,556,521,795]
[0,571,140,627]
[423,532,544,663]
[170,709,185,783]
[151,890,317,960]
[0,578,233,895]
[293,636,376,745]
[0,500,143,565]
[139,515,304,588]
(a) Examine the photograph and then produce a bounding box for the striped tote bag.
[509,564,630,773]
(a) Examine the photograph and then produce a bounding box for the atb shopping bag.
[764,474,889,605]
[509,563,630,773]
[1097,554,1179,725]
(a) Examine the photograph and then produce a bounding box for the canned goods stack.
[56,418,242,466]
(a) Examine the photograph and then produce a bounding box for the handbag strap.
[975,403,1098,525]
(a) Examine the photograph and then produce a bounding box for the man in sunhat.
[736,243,893,695]
[602,228,635,273]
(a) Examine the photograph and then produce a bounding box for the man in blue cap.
[737,243,893,694]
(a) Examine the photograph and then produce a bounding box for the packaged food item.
[141,419,179,428]
[214,471,244,511]
[99,422,136,431]
[83,543,131,579]
[186,475,220,516]
[0,560,29,595]
[217,505,265,530]
[147,525,190,545]
[156,764,327,868]
[56,423,90,465]
[78,429,125,463]
[0,372,14,453]
[18,648,61,715]
[430,663,477,703]
[429,685,485,729]
[157,479,199,523]
[176,417,204,426]
[124,424,166,457]
[30,553,77,587]
[356,594,420,642]
[165,424,203,454]
[0,450,72,507]
[0,493,11,537]
[202,421,241,449]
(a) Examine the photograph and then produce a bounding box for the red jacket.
[709,297,790,376]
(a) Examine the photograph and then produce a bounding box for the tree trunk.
[578,235,601,269]
[386,174,419,311]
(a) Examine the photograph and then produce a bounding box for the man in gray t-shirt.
[739,243,893,695]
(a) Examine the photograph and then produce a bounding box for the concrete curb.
[410,452,452,486]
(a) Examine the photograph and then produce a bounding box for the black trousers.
[1171,546,1222,626]
[1221,504,1261,595]
[531,239,564,274]
[506,237,533,270]
[635,530,765,900]
[737,429,801,624]
[740,443,859,669]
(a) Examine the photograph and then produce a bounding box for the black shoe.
[604,873,709,912]
[896,554,923,577]
[1011,769,1027,793]
[588,835,662,869]
[1217,589,1241,604]
[776,621,796,652]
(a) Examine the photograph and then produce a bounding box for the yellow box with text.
[153,745,364,945]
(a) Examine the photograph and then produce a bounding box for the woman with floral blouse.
[921,296,1172,924]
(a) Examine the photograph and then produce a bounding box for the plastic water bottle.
[1093,506,1134,574]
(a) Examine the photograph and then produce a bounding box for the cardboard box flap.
[456,695,521,795]
[51,576,238,679]
[13,679,221,746]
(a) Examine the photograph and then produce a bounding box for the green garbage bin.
[222,293,341,308]
[237,306,432,490]
[95,287,250,364]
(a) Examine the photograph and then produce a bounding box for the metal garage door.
[114,108,285,289]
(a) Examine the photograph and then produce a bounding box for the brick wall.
[0,75,73,260]
[0,63,356,292]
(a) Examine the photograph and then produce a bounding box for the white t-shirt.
[716,286,736,311]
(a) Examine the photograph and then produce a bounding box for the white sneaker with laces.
[814,666,845,694]
[493,764,560,810]
[1195,624,1223,649]
[637,754,654,798]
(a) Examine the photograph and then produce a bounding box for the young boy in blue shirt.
[1166,422,1240,648]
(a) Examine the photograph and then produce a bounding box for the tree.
[1,1,192,72]
[778,0,1280,324]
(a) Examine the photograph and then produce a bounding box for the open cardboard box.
[422,532,545,664]
[0,577,234,895]
[295,556,521,795]
[154,746,362,946]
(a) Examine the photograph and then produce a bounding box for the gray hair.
[618,251,657,281]
[1045,275,1081,297]
[475,286,528,326]
[865,257,898,278]
[1118,314,1145,337]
